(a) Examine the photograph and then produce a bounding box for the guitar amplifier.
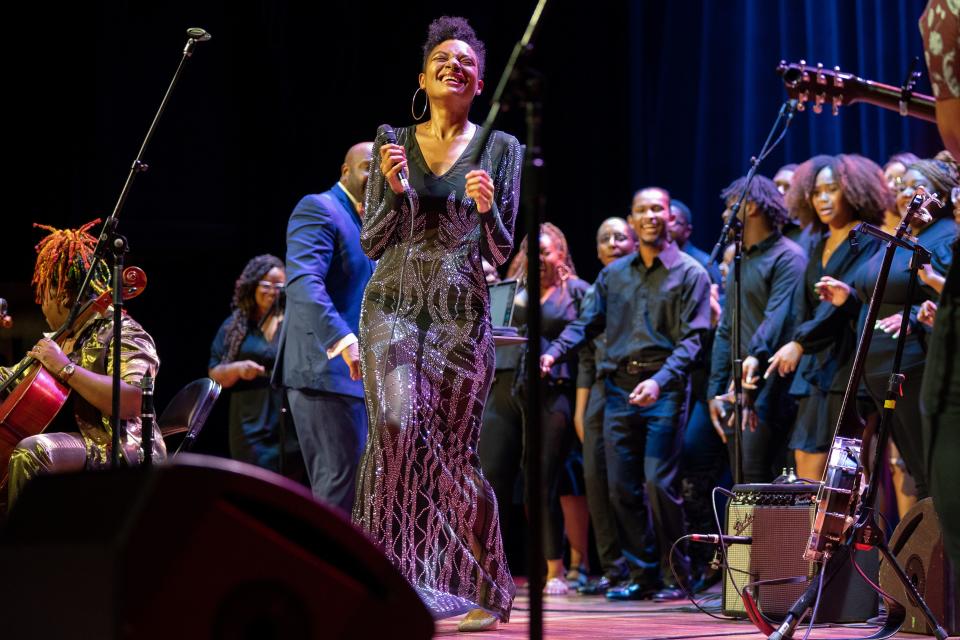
[722,483,878,621]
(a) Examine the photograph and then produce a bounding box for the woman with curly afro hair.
[766,154,891,482]
[815,155,958,500]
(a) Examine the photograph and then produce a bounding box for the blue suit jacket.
[273,183,374,397]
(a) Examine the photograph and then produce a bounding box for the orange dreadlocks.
[31,219,109,305]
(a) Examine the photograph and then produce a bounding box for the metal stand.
[466,3,548,637]
[0,29,211,450]
[707,98,798,484]
[769,191,948,640]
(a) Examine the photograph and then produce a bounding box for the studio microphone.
[378,124,410,192]
[689,534,752,545]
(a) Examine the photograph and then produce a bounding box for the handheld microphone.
[689,534,752,545]
[377,124,410,192]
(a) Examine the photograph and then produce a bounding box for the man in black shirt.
[670,199,722,285]
[541,186,712,601]
[707,175,807,482]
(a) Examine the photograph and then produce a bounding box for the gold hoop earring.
[411,87,428,121]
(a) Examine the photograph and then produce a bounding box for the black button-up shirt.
[545,241,712,391]
[708,231,807,399]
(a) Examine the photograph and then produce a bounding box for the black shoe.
[605,579,658,601]
[652,586,687,602]
[577,573,623,596]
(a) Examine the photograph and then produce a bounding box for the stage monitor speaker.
[0,454,434,640]
[879,497,959,636]
[722,483,878,622]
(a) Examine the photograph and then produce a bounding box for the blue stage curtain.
[627,0,943,247]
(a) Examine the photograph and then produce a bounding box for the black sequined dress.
[354,124,522,621]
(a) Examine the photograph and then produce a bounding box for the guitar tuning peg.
[832,95,842,115]
[813,93,825,113]
[816,62,826,85]
[833,66,844,88]
[800,58,807,66]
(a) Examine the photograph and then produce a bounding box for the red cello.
[0,267,147,501]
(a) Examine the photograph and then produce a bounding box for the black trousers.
[604,375,690,584]
[478,371,575,561]
[582,378,624,575]
[865,365,928,499]
[286,388,367,514]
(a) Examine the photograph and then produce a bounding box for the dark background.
[2,1,943,454]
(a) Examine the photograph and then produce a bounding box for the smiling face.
[540,234,567,287]
[884,161,907,194]
[420,39,483,107]
[811,166,854,229]
[254,267,285,317]
[630,189,673,247]
[596,218,636,266]
[896,168,938,228]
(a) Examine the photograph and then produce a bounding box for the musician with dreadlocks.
[209,254,299,474]
[4,220,162,507]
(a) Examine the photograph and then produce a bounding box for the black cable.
[801,556,828,640]
[668,534,741,621]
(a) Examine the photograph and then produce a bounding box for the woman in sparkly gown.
[352,16,522,631]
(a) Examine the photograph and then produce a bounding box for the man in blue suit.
[274,141,374,513]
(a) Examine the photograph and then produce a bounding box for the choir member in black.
[669,199,722,284]
[707,176,807,483]
[781,158,827,256]
[670,199,726,593]
[817,157,958,501]
[540,186,712,601]
[572,217,636,595]
[210,255,300,473]
[766,155,889,481]
[478,223,591,596]
[773,163,797,196]
[922,177,960,586]
[883,153,921,234]
[919,0,960,589]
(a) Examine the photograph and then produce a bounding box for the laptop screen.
[487,279,518,328]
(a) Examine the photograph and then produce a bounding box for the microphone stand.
[466,2,548,638]
[767,191,948,640]
[0,29,211,469]
[707,98,797,485]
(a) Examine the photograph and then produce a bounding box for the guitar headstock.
[777,60,854,116]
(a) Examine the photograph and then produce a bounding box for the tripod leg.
[876,538,948,640]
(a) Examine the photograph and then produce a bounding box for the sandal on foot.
[458,609,499,632]
[565,566,589,588]
[544,576,570,595]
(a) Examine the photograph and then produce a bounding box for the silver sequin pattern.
[353,125,521,622]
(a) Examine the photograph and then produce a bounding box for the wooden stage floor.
[433,583,933,639]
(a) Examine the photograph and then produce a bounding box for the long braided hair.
[32,219,110,305]
[222,254,284,363]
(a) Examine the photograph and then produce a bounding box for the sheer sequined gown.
[354,125,521,621]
